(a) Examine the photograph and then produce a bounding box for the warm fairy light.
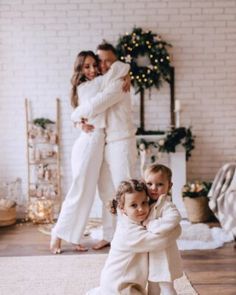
[28,198,54,224]
[116,27,172,92]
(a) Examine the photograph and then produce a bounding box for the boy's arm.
[145,203,181,235]
[71,80,124,122]
[71,61,130,122]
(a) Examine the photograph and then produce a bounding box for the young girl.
[50,51,130,254]
[144,164,183,295]
[87,179,181,295]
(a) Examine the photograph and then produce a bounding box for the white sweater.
[76,77,104,128]
[71,61,137,143]
[145,195,183,282]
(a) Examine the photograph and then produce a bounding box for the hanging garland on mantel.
[116,27,172,93]
[137,127,195,161]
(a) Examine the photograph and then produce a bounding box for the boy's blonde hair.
[109,179,149,214]
[144,163,172,181]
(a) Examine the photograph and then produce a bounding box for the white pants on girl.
[52,129,105,244]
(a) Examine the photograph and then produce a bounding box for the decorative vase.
[183,196,213,223]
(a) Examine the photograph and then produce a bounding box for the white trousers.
[97,136,137,241]
[52,130,105,244]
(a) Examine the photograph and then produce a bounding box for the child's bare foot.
[50,235,62,254]
[92,239,110,250]
[74,244,88,252]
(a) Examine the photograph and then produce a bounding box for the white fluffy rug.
[177,220,233,250]
[0,254,197,295]
[90,220,234,251]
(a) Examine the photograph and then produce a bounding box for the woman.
[50,51,129,254]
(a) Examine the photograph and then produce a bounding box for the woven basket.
[0,199,16,227]
[183,196,213,223]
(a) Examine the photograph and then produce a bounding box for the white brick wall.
[1,0,236,206]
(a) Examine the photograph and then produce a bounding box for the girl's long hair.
[70,51,99,108]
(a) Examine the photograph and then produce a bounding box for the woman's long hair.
[70,51,99,108]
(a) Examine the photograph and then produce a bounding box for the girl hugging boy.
[87,164,182,295]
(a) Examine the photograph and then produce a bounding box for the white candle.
[175,100,181,112]
[175,112,180,128]
[175,100,181,128]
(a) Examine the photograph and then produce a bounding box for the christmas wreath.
[116,27,172,93]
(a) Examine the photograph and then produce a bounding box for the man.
[72,42,137,249]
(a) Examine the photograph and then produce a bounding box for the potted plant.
[182,181,214,223]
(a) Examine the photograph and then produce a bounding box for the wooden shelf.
[25,98,62,223]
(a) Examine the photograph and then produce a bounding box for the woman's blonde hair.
[70,51,99,108]
[109,179,149,214]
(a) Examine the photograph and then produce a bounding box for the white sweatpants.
[52,130,105,244]
[97,136,137,242]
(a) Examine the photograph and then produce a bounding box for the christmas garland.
[137,127,195,161]
[116,27,172,93]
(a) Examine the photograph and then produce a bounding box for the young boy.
[144,163,183,295]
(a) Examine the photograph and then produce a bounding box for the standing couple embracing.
[50,41,137,253]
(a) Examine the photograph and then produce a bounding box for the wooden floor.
[0,221,236,295]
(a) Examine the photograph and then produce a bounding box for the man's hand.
[74,118,95,133]
[81,122,95,133]
[122,73,131,92]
